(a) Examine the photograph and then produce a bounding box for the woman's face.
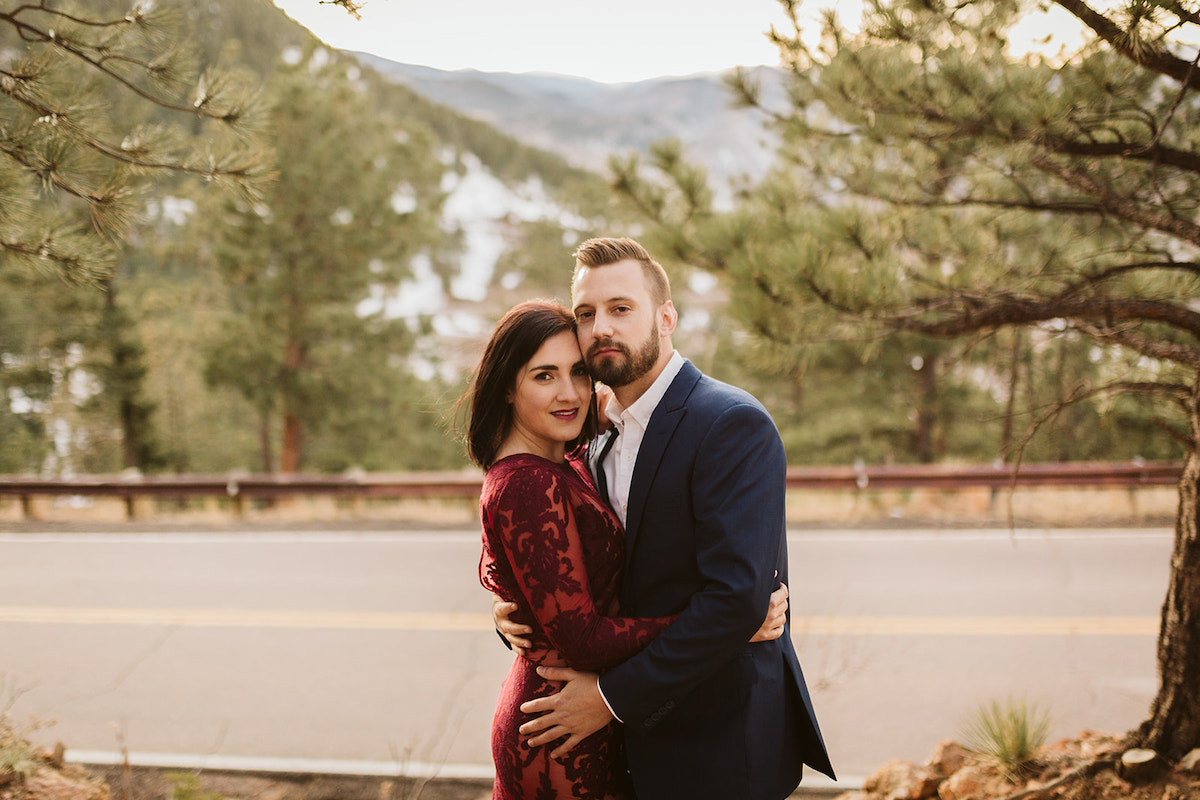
[507,330,593,460]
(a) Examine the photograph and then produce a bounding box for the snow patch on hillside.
[362,152,587,323]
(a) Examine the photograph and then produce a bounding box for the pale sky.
[270,0,849,84]
[271,1,1100,84]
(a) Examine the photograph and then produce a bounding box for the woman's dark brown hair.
[462,300,597,469]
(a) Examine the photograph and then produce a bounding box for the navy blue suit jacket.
[597,360,834,800]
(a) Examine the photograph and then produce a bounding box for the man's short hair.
[572,237,672,306]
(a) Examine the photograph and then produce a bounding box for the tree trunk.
[258,405,274,474]
[278,333,305,474]
[1133,378,1200,760]
[999,331,1021,461]
[280,411,303,474]
[912,353,938,463]
[120,396,139,470]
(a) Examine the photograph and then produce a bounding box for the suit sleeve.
[485,464,675,673]
[598,401,786,728]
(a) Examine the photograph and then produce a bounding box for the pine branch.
[898,291,1200,351]
[1077,320,1200,367]
[1031,154,1200,247]
[0,6,243,123]
[849,185,1111,217]
[1054,0,1200,88]
[1043,137,1200,173]
[1158,0,1200,27]
[0,236,109,284]
[1071,260,1200,290]
[0,135,111,213]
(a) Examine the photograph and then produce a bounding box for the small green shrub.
[962,697,1051,778]
[165,771,225,800]
[0,717,39,782]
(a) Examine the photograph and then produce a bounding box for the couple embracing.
[461,237,835,800]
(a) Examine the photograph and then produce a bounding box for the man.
[502,237,834,799]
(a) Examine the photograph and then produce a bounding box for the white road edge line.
[64,750,857,790]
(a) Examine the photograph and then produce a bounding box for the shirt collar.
[603,350,685,431]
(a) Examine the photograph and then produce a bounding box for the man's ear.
[658,301,678,336]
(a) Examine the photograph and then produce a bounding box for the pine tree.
[0,0,266,284]
[625,0,1200,763]
[202,47,450,473]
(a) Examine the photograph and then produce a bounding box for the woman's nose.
[558,378,582,401]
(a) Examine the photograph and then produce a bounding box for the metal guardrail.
[0,471,485,520]
[783,460,1183,490]
[0,461,1183,521]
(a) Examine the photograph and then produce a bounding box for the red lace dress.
[479,453,672,800]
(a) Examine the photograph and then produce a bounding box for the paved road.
[0,526,1169,788]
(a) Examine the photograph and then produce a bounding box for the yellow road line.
[793,615,1158,636]
[0,607,1158,636]
[0,606,493,631]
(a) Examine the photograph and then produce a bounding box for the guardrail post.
[226,477,245,517]
[20,493,34,521]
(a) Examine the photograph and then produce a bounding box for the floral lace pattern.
[480,453,672,800]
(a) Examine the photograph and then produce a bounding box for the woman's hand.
[594,384,614,432]
[750,582,789,642]
[492,594,534,650]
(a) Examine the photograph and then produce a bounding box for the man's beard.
[587,324,660,388]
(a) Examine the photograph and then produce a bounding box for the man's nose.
[592,311,614,338]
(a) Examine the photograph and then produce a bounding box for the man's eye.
[576,311,594,321]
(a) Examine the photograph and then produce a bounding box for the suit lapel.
[589,428,619,505]
[623,361,700,564]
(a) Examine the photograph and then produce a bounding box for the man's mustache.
[587,339,629,360]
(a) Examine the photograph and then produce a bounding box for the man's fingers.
[535,665,580,682]
[548,734,582,759]
[524,726,567,749]
[519,697,554,722]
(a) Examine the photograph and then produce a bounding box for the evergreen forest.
[0,0,1185,478]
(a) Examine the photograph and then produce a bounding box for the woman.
[463,300,783,800]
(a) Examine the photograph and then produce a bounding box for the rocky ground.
[839,731,1200,800]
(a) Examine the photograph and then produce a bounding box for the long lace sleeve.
[481,461,674,673]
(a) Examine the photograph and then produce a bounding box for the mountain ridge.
[351,52,786,207]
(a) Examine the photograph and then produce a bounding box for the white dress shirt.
[594,350,685,528]
[592,350,684,722]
